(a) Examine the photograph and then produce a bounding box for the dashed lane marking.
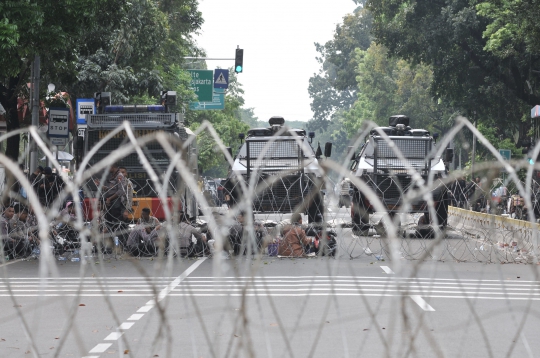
[88,343,112,353]
[410,295,435,311]
[86,258,207,357]
[381,266,395,274]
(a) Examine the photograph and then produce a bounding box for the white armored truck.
[223,116,331,223]
[349,115,450,234]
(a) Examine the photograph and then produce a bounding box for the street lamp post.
[29,55,40,172]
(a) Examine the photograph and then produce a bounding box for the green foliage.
[0,0,204,160]
[186,69,250,177]
[239,108,259,127]
[308,7,371,132]
[475,122,520,160]
[321,8,373,91]
[366,0,537,137]
[69,0,203,103]
[343,43,458,137]
[476,0,540,59]
[307,114,350,166]
[0,18,19,50]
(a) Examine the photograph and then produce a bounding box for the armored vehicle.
[350,115,450,234]
[79,91,198,220]
[223,116,331,223]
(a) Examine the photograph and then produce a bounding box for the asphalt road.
[1,249,540,357]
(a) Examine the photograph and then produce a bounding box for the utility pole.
[471,111,477,177]
[29,55,40,172]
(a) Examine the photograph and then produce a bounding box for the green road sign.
[189,89,225,110]
[188,70,213,102]
[499,149,511,160]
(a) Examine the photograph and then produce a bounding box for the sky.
[195,0,358,123]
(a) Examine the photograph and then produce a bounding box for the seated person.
[10,207,39,251]
[278,213,311,257]
[228,211,245,256]
[126,208,161,256]
[2,206,30,258]
[137,208,161,230]
[176,211,207,256]
[25,206,39,235]
[227,211,266,255]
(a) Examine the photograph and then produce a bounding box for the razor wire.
[0,116,540,357]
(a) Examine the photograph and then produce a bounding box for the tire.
[374,213,401,237]
[351,186,370,236]
[307,190,324,223]
[435,189,449,228]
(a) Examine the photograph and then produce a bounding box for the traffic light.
[235,48,244,73]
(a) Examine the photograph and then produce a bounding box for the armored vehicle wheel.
[374,213,401,237]
[351,187,370,236]
[307,191,324,223]
[435,190,449,228]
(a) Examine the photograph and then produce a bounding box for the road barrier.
[448,206,539,263]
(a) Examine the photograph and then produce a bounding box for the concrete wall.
[448,206,540,257]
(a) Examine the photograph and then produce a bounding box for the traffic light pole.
[183,57,234,60]
[185,46,243,73]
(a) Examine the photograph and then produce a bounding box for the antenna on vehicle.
[315,142,322,159]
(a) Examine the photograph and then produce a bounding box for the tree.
[1,0,205,164]
[308,7,372,132]
[366,0,535,144]
[477,0,540,60]
[343,43,458,137]
[69,0,203,104]
[0,0,126,160]
[185,69,250,177]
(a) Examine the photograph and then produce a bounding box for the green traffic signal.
[235,48,244,73]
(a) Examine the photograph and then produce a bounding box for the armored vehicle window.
[362,142,374,158]
[237,138,314,158]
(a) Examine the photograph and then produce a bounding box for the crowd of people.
[3,161,334,260]
[6,160,540,261]
[1,162,215,260]
[449,176,539,220]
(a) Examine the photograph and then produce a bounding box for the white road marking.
[410,295,435,311]
[163,293,540,300]
[119,322,134,330]
[127,314,144,321]
[157,259,206,302]
[0,258,24,267]
[2,277,176,280]
[137,304,154,312]
[89,343,112,353]
[3,274,540,302]
[104,332,124,340]
[4,275,540,284]
[86,258,207,357]
[180,275,540,283]
[381,266,395,274]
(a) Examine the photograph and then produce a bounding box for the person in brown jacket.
[278,213,311,257]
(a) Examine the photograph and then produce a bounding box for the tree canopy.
[366,0,536,140]
[0,0,204,161]
[308,7,370,132]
